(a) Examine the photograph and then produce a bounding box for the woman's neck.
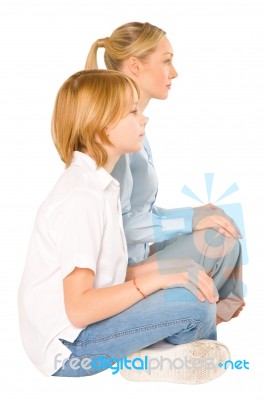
[138,97,149,113]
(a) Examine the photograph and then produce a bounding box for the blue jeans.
[53,288,216,377]
[150,229,244,321]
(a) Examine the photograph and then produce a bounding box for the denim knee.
[197,300,217,340]
[163,288,216,338]
[165,299,217,344]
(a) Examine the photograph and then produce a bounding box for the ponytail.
[85,38,108,69]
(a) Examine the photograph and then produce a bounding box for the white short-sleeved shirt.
[18,151,128,376]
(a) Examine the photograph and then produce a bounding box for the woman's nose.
[171,65,178,79]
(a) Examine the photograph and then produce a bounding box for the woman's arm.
[112,141,240,246]
[112,153,194,245]
[123,206,193,244]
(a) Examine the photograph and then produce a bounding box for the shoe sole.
[119,340,231,384]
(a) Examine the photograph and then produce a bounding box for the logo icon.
[181,172,248,264]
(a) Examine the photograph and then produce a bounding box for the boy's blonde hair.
[51,69,139,167]
[85,22,166,70]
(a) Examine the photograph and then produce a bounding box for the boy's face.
[106,90,148,155]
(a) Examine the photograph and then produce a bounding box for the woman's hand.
[192,203,242,239]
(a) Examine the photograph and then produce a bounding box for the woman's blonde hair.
[85,22,166,70]
[51,70,139,167]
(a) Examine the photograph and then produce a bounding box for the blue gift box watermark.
[181,172,248,265]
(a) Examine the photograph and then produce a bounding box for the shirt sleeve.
[49,190,105,278]
[112,153,193,245]
[123,205,193,244]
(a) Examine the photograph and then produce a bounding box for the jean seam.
[74,318,202,346]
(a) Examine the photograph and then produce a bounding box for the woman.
[18,69,228,383]
[85,22,245,326]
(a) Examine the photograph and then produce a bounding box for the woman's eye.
[131,109,138,115]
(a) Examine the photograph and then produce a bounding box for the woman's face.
[137,36,178,106]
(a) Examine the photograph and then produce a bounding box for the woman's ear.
[126,57,142,77]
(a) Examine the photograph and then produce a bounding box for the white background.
[1,0,265,398]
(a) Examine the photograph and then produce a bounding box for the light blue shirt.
[111,135,193,264]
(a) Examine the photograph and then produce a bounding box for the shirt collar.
[70,151,119,191]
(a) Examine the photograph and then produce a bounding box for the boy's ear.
[126,57,142,77]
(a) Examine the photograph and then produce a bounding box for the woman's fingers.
[193,203,242,239]
[213,215,241,239]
